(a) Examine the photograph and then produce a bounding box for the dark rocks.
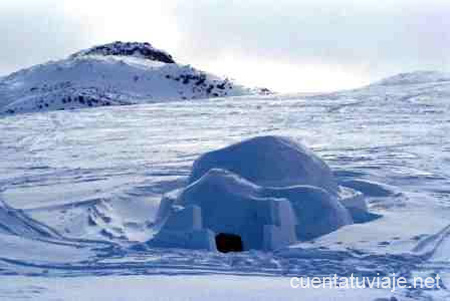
[71,41,175,64]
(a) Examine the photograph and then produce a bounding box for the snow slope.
[0,70,450,299]
[370,71,450,87]
[0,41,269,115]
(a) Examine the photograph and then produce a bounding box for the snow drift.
[0,199,61,240]
[0,41,270,115]
[150,136,369,251]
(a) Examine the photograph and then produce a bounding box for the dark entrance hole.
[215,233,243,253]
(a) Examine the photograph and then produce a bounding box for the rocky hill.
[0,41,270,115]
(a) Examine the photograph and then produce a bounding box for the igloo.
[149,136,369,252]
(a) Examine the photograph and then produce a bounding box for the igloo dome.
[189,136,339,195]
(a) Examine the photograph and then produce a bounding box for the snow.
[370,71,450,87]
[0,275,408,301]
[265,185,353,240]
[149,204,216,250]
[0,232,97,264]
[188,135,339,194]
[0,70,450,299]
[0,198,60,239]
[151,136,363,250]
[152,168,298,250]
[340,179,398,197]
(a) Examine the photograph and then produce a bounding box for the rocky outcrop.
[71,41,175,63]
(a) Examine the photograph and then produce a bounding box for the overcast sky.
[1,0,449,92]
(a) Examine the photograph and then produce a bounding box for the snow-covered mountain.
[0,41,270,115]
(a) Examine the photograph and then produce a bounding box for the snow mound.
[149,136,371,251]
[189,136,339,194]
[340,179,397,197]
[371,71,450,86]
[71,41,175,64]
[0,42,266,115]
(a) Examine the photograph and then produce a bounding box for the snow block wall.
[150,136,370,251]
[180,169,298,250]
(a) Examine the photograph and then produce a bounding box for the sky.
[1,0,449,93]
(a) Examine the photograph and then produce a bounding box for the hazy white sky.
[1,0,450,92]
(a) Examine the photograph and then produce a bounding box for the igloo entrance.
[215,233,243,253]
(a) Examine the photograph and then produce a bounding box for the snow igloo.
[149,136,368,252]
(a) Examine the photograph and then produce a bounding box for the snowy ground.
[0,275,405,301]
[1,77,450,300]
